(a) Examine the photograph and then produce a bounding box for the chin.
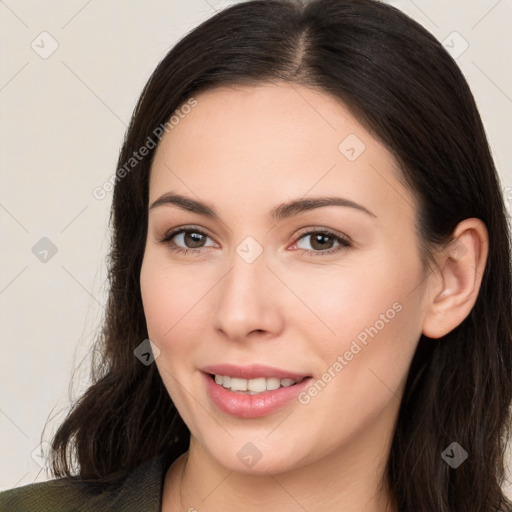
[200,435,311,476]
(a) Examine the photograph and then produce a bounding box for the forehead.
[164,82,366,160]
[149,82,414,223]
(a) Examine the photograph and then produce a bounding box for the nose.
[211,246,285,342]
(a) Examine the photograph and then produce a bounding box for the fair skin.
[139,82,488,511]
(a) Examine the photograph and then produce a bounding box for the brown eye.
[309,233,335,250]
[181,231,207,248]
[160,227,217,255]
[294,230,351,256]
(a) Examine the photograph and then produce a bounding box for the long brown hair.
[48,1,512,509]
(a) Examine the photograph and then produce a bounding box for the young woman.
[1,0,511,510]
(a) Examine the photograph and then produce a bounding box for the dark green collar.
[0,451,173,512]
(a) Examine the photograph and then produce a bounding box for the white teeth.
[213,374,304,394]
[266,377,281,390]
[248,377,266,392]
[230,377,247,392]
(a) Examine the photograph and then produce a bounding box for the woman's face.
[140,82,430,475]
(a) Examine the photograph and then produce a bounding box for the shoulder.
[0,452,172,512]
[0,477,100,512]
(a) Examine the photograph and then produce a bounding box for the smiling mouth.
[210,373,308,395]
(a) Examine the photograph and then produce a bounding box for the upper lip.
[201,363,310,380]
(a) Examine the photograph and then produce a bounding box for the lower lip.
[202,372,313,418]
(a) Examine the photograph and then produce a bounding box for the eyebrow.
[149,191,376,221]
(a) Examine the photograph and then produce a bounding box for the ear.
[422,218,489,339]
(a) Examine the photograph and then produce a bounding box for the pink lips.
[201,363,312,418]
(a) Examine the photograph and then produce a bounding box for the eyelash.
[159,225,352,257]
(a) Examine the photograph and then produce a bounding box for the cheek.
[290,249,420,345]
[139,254,202,411]
[291,247,423,399]
[140,252,205,345]
[294,288,420,448]
[140,256,172,343]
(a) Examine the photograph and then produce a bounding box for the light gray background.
[1,0,511,497]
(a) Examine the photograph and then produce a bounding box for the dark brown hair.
[48,1,512,510]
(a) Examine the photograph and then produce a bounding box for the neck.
[162,416,398,512]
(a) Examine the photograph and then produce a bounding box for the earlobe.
[422,218,488,339]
